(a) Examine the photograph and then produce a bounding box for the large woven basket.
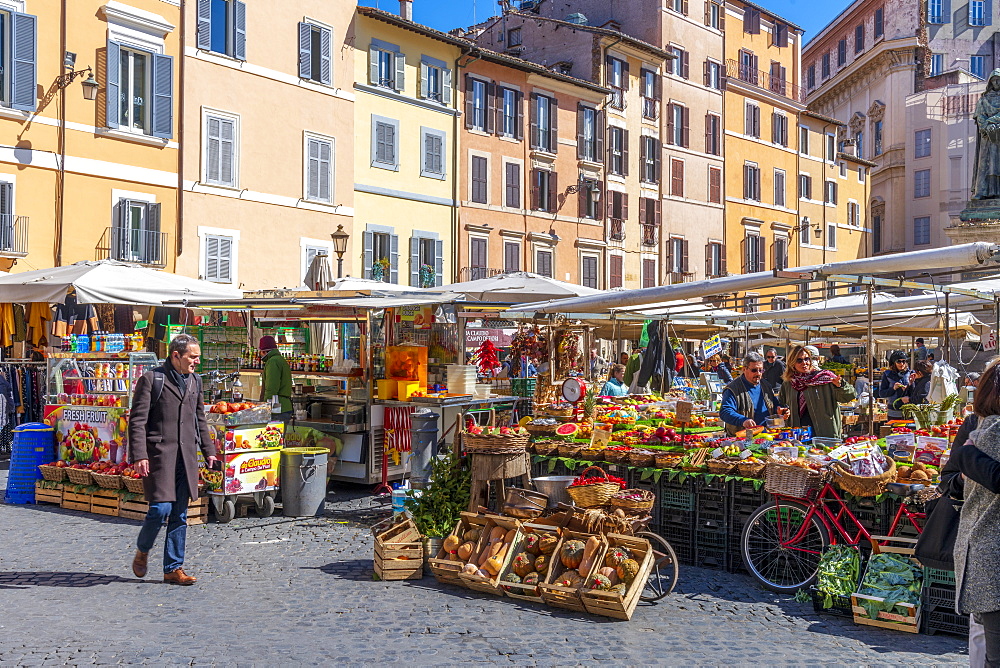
[462,411,530,455]
[610,488,655,513]
[65,468,93,485]
[706,459,739,475]
[627,450,656,468]
[654,452,683,469]
[764,461,824,498]
[830,459,897,497]
[604,449,631,464]
[37,464,67,482]
[566,466,621,508]
[91,472,123,490]
[533,440,560,457]
[578,447,605,461]
[736,460,767,479]
[122,476,146,494]
[557,443,583,458]
[525,423,559,437]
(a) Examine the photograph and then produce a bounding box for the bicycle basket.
[830,459,896,498]
[764,461,824,498]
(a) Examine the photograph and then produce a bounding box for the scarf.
[789,369,838,412]
[164,361,189,396]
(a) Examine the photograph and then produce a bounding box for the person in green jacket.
[258,336,292,419]
[779,344,857,440]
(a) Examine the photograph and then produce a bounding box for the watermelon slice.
[555,423,580,437]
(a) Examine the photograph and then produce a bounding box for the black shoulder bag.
[914,494,961,571]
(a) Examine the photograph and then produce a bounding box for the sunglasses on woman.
[796,356,811,365]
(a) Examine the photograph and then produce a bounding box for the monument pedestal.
[947,200,1000,245]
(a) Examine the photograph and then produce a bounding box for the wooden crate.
[34,481,63,505]
[61,490,92,513]
[539,531,607,613]
[581,534,655,621]
[497,523,560,604]
[458,516,523,596]
[119,495,208,526]
[427,512,490,587]
[851,537,921,633]
[373,518,424,581]
[91,489,121,517]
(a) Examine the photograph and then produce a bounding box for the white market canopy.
[0,260,243,305]
[446,271,603,303]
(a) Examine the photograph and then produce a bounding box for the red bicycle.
[740,474,926,593]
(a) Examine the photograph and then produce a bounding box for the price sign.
[675,400,693,423]
[711,447,724,459]
[739,449,753,459]
[591,427,613,449]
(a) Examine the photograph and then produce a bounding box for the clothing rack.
[0,361,46,459]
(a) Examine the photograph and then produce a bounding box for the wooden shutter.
[529,93,538,148]
[666,103,675,145]
[369,47,380,85]
[495,86,504,134]
[622,60,630,89]
[442,67,452,106]
[622,192,629,220]
[530,168,540,210]
[9,12,35,112]
[682,0,689,14]
[604,54,614,86]
[389,234,400,283]
[298,22,312,79]
[775,23,788,47]
[485,81,496,134]
[653,198,662,225]
[409,236,420,286]
[709,167,721,203]
[720,243,727,275]
[504,242,520,272]
[682,239,690,273]
[610,255,623,288]
[682,106,690,147]
[757,236,766,272]
[681,50,690,79]
[703,60,710,86]
[233,0,247,60]
[594,109,605,161]
[753,105,761,137]
[576,103,586,160]
[653,138,662,183]
[151,54,173,139]
[639,136,647,178]
[505,162,520,208]
[639,197,647,227]
[671,159,684,197]
[393,51,406,92]
[515,91,524,140]
[741,236,748,272]
[197,0,212,49]
[464,75,475,129]
[548,171,558,212]
[622,129,629,176]
[549,96,559,154]
[106,40,121,127]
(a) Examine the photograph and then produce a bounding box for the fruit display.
[465,423,529,438]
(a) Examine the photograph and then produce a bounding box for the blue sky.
[359,0,847,43]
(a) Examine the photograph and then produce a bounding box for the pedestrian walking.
[763,348,785,388]
[128,333,217,585]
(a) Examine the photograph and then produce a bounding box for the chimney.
[399,0,413,21]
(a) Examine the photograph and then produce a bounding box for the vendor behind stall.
[894,359,932,410]
[258,336,292,419]
[720,352,787,436]
[601,364,629,397]
[779,345,856,440]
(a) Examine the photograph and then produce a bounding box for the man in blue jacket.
[720,352,788,436]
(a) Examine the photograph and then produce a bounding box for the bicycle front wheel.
[741,500,830,594]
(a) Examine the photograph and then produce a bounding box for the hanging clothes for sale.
[636,320,664,390]
[51,294,98,337]
[0,303,14,347]
[26,303,52,345]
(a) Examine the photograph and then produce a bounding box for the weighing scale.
[561,377,588,420]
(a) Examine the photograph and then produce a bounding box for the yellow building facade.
[0,0,181,274]
[352,8,465,286]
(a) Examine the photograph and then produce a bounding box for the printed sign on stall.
[206,450,281,495]
[44,404,129,464]
[703,334,723,359]
[209,422,285,453]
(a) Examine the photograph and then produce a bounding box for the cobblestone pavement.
[0,471,967,666]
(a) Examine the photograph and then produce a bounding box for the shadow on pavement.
[0,570,147,589]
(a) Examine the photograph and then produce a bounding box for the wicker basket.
[654,453,683,469]
[736,460,767,479]
[578,447,605,461]
[65,468,94,485]
[37,464,67,482]
[557,443,583,458]
[122,476,146,494]
[566,466,622,508]
[610,488,655,513]
[706,459,739,475]
[764,461,824,498]
[90,472,123,490]
[525,423,559,437]
[533,440,560,456]
[604,449,631,464]
[830,459,897,497]
[627,450,656,468]
[462,410,530,455]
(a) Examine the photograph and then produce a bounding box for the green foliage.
[403,449,471,538]
[816,545,860,608]
[856,553,922,620]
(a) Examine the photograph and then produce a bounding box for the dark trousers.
[975,610,1000,667]
[136,460,190,574]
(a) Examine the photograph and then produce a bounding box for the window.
[799,126,809,155]
[826,134,836,162]
[825,180,838,204]
[668,47,689,79]
[827,221,837,248]
[367,230,398,282]
[111,45,174,138]
[666,236,687,274]
[640,197,660,243]
[0,10,36,112]
[739,49,759,84]
[773,237,789,271]
[837,39,847,67]
[667,103,689,147]
[641,69,659,119]
[371,116,399,170]
[420,128,445,179]
[875,7,884,37]
[774,169,786,207]
[410,235,443,287]
[873,212,882,253]
[705,241,725,277]
[670,0,689,15]
[915,169,931,198]
[299,22,332,85]
[499,87,522,139]
[113,199,163,266]
[641,136,661,184]
[807,65,816,90]
[772,112,788,146]
[705,0,723,28]
[469,236,487,280]
[504,241,520,272]
[302,244,330,283]
[972,55,987,79]
[799,173,812,200]
[420,56,452,104]
[708,166,722,203]
[466,77,489,132]
[577,105,601,161]
[305,134,333,202]
[581,255,599,289]
[840,161,848,177]
[873,120,883,155]
[205,112,237,187]
[928,0,943,23]
[971,0,986,25]
[606,56,627,109]
[744,7,761,33]
[745,102,761,138]
[705,114,721,155]
[744,163,761,201]
[203,233,233,282]
[855,24,865,52]
[704,60,722,90]
[508,27,522,46]
[369,40,404,91]
[821,53,831,79]
[471,155,488,204]
[773,23,789,48]
[915,128,931,157]
[531,168,557,212]
[929,54,944,77]
[609,254,624,288]
[854,130,864,158]
[859,166,866,182]
[848,201,861,226]
[531,93,557,152]
[607,191,627,239]
[799,217,810,244]
[608,127,627,175]
[769,61,788,96]
[914,216,931,245]
[669,158,684,196]
[642,258,657,288]
[505,162,521,208]
[580,179,601,219]
[197,0,247,60]
[535,248,553,277]
[743,233,765,272]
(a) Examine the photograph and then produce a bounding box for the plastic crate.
[732,479,766,499]
[923,607,970,637]
[809,586,854,618]
[695,509,728,531]
[510,378,537,397]
[656,525,694,566]
[924,567,957,587]
[922,584,957,609]
[696,527,729,552]
[659,480,696,511]
[694,548,728,570]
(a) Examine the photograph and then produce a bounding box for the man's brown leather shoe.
[163,568,197,585]
[132,550,148,578]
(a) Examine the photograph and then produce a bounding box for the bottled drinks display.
[61,332,145,354]
[243,348,336,373]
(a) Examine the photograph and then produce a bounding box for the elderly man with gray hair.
[720,352,789,436]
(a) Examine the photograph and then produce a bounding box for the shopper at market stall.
[779,344,856,440]
[128,333,217,585]
[600,364,629,397]
[879,352,912,420]
[763,349,784,388]
[674,348,686,377]
[720,352,788,436]
[915,337,929,362]
[894,359,932,410]
[258,335,292,420]
[707,355,732,383]
[829,344,849,365]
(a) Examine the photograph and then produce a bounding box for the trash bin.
[4,422,55,504]
[280,447,329,517]
[409,410,439,489]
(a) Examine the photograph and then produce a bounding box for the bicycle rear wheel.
[637,531,678,601]
[741,500,829,594]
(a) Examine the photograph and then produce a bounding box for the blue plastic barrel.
[4,422,55,504]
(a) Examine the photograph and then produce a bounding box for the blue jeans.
[136,460,190,574]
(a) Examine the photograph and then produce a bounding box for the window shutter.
[682,0,690,13]
[106,40,121,128]
[204,235,219,281]
[515,91,524,140]
[665,239,674,273]
[197,0,212,50]
[639,197,647,227]
[622,60,630,89]
[986,0,993,25]
[548,171,558,212]
[621,192,629,220]
[654,70,662,99]
[743,165,751,200]
[307,138,320,200]
[233,0,247,61]
[654,138,662,183]
[219,118,235,186]
[682,106,690,147]
[319,140,332,201]
[666,103,675,145]
[530,169,540,210]
[711,167,722,203]
[485,81,497,134]
[298,22,312,79]
[529,93,538,148]
[390,234,400,284]
[363,231,374,279]
[753,105,760,137]
[151,54,173,139]
[576,104,585,160]
[434,239,444,286]
[419,62,429,98]
[442,68,452,106]
[610,255,623,288]
[594,109,604,159]
[218,236,232,283]
[681,50,690,79]
[369,47,379,85]
[671,158,683,196]
[319,27,333,85]
[622,129,629,176]
[639,135,646,176]
[703,60,710,86]
[682,239,689,273]
[741,236,748,272]
[604,54,613,86]
[409,236,420,286]
[757,237,766,271]
[464,75,475,129]
[549,97,558,153]
[394,52,406,92]
[10,11,36,112]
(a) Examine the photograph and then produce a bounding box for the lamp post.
[54,58,98,267]
[331,224,349,278]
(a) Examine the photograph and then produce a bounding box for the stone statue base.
[958,198,1000,223]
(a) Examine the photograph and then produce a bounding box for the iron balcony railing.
[459,266,504,282]
[641,223,658,246]
[98,226,167,267]
[0,215,28,257]
[726,59,806,103]
[642,96,658,120]
[608,218,625,241]
[608,85,626,111]
[669,271,695,284]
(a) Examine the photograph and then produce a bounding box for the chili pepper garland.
[473,339,500,377]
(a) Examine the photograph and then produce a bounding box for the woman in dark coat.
[894,360,932,411]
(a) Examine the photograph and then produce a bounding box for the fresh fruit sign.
[44,404,129,464]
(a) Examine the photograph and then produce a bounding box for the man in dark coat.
[128,333,216,585]
[763,349,785,388]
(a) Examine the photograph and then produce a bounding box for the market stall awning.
[297,276,443,296]
[445,271,602,303]
[0,260,243,305]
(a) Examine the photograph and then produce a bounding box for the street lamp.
[57,65,99,100]
[330,224,349,278]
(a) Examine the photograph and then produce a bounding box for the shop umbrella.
[302,253,336,355]
[446,271,603,303]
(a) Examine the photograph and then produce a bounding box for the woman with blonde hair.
[778,344,856,440]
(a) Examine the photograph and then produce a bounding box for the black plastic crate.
[727,548,747,573]
[694,548,729,570]
[924,567,957,588]
[696,527,729,552]
[809,586,854,618]
[698,494,728,513]
[695,509,729,531]
[656,525,694,566]
[660,508,694,531]
[659,478,696,511]
[923,607,970,637]
[631,479,661,527]
[697,477,732,495]
[732,479,766,499]
[922,584,957,609]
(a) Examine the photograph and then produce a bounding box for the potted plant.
[404,447,471,567]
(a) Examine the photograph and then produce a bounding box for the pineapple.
[582,385,598,420]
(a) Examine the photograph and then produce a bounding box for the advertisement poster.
[44,405,129,464]
[209,422,285,453]
[205,450,281,495]
[399,305,433,330]
[702,334,723,359]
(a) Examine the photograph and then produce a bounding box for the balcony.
[459,266,503,282]
[669,271,696,284]
[0,215,28,257]
[609,85,626,111]
[97,227,167,267]
[726,59,806,103]
[642,96,658,120]
[641,223,658,246]
[608,218,625,241]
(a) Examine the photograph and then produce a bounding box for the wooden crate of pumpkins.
[429,512,491,586]
[458,516,522,595]
[581,533,655,620]
[498,523,561,603]
[373,518,424,581]
[539,531,608,612]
